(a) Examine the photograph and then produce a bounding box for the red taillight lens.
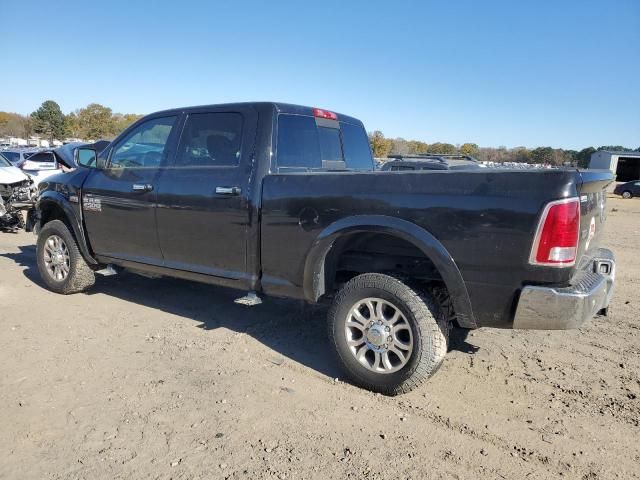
[313,108,338,120]
[530,198,580,266]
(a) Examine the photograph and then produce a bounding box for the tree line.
[1,100,637,168]
[369,130,639,168]
[0,100,142,142]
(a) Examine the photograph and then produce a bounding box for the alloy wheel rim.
[43,235,70,282]
[344,297,413,374]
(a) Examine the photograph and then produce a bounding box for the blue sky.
[1,0,638,149]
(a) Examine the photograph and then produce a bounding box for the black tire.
[622,191,632,199]
[328,273,449,395]
[36,220,95,294]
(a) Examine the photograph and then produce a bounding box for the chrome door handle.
[132,183,153,192]
[215,186,241,195]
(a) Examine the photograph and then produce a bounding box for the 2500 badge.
[82,197,102,212]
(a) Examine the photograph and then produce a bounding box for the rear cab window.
[275,113,373,172]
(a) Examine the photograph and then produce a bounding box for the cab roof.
[148,102,364,127]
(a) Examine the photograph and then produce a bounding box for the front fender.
[303,215,477,328]
[38,191,98,265]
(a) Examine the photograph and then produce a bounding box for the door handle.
[215,186,241,196]
[132,183,153,192]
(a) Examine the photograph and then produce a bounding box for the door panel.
[82,168,161,262]
[82,115,178,263]
[155,109,257,284]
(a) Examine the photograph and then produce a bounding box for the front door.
[155,109,256,285]
[82,115,179,264]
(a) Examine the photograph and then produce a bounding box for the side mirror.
[76,147,98,168]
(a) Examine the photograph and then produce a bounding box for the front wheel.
[328,273,449,395]
[622,191,632,199]
[36,220,96,294]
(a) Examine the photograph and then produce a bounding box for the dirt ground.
[0,196,638,480]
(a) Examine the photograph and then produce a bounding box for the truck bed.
[260,168,613,328]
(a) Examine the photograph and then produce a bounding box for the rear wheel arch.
[304,215,477,328]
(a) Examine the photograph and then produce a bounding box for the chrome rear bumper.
[513,248,615,330]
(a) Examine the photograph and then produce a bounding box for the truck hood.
[0,165,30,184]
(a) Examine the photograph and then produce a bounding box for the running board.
[234,292,262,306]
[95,265,117,276]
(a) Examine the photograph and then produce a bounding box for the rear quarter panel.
[261,169,581,327]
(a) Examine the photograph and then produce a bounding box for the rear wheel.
[622,191,632,199]
[328,273,449,395]
[37,220,95,294]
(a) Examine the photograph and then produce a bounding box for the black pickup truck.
[32,102,615,395]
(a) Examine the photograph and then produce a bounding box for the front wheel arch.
[36,219,96,294]
[38,196,98,266]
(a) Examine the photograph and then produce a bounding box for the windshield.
[0,152,12,167]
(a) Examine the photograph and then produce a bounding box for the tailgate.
[575,170,614,263]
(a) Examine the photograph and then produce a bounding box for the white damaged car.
[0,152,36,230]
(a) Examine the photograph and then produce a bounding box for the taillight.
[529,198,580,267]
[313,108,338,120]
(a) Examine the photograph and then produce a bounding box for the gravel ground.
[0,196,638,480]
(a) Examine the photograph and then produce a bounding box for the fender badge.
[83,196,102,212]
[69,195,79,203]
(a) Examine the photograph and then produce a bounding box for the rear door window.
[175,112,243,167]
[276,114,373,172]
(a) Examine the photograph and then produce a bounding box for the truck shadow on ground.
[3,245,479,382]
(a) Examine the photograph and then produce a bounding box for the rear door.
[154,107,257,286]
[82,115,179,264]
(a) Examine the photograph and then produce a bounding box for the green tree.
[407,140,429,154]
[30,100,65,141]
[529,146,554,164]
[575,147,596,168]
[112,113,143,135]
[428,142,456,154]
[459,143,479,156]
[76,103,115,139]
[64,112,80,137]
[368,131,393,158]
[511,146,531,163]
[597,145,630,152]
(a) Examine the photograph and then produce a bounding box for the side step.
[234,292,262,306]
[95,265,117,276]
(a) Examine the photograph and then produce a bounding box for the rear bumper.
[513,248,615,330]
